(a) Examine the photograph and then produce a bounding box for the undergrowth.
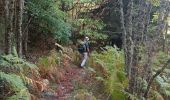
[37,49,72,82]
[0,72,30,100]
[149,51,170,99]
[0,47,41,99]
[88,46,128,100]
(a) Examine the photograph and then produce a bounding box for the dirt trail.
[41,65,93,100]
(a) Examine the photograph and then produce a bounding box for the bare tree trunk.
[124,0,153,96]
[133,0,149,95]
[119,0,127,74]
[13,0,17,45]
[4,0,15,54]
[119,0,170,98]
[16,0,24,57]
[124,0,134,80]
[143,1,153,83]
[124,0,135,94]
[4,0,10,54]
[22,16,32,57]
[23,26,28,56]
[119,0,135,94]
[163,23,168,52]
[142,0,170,98]
[10,0,15,49]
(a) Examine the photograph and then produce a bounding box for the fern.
[0,72,30,100]
[72,89,96,100]
[149,90,164,100]
[89,46,127,99]
[152,51,170,98]
[160,83,170,96]
[154,74,170,97]
[124,91,139,100]
[38,50,61,68]
[0,49,41,99]
[0,53,39,76]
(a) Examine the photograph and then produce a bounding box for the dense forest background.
[0,0,170,100]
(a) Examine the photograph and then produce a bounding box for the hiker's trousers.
[81,52,88,67]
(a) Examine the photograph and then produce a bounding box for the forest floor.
[41,65,96,100]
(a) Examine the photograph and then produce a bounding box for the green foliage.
[38,50,61,68]
[124,91,139,100]
[0,54,38,74]
[155,73,170,97]
[79,0,103,3]
[26,0,71,44]
[151,12,159,23]
[153,51,169,70]
[0,72,30,100]
[136,77,148,92]
[0,48,40,99]
[74,17,107,42]
[152,51,170,97]
[147,0,160,6]
[149,90,164,100]
[72,89,96,100]
[38,57,50,67]
[89,46,127,100]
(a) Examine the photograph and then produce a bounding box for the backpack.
[78,42,87,54]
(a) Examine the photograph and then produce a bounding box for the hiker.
[78,36,90,68]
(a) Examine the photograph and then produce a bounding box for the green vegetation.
[0,72,30,100]
[26,0,71,44]
[0,48,38,99]
[152,52,170,98]
[89,47,127,100]
[0,0,170,99]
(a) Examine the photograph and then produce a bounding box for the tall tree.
[16,0,24,57]
[4,0,15,54]
[120,0,170,98]
[124,0,134,83]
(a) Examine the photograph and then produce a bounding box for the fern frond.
[0,54,39,75]
[89,46,127,99]
[0,72,30,99]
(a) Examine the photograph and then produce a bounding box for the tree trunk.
[4,0,10,54]
[119,0,134,94]
[163,23,168,53]
[16,0,24,57]
[119,0,128,74]
[143,1,153,83]
[23,26,28,56]
[4,0,15,54]
[125,0,134,88]
[22,17,32,57]
[119,0,169,98]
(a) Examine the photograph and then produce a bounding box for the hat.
[85,36,89,41]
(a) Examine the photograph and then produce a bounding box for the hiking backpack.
[78,43,87,54]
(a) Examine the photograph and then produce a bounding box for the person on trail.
[79,36,90,68]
